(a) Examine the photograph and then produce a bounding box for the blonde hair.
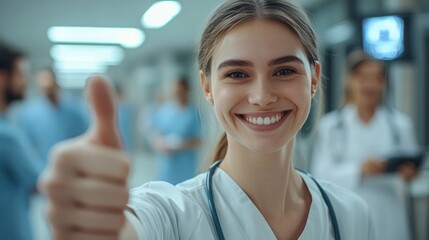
[198,0,323,165]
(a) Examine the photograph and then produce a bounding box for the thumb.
[86,76,122,149]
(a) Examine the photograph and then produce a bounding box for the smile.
[238,111,291,127]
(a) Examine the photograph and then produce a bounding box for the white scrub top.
[311,104,418,240]
[128,167,374,240]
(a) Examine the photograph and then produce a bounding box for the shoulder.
[318,180,372,232]
[128,174,209,239]
[0,125,19,146]
[129,173,207,212]
[0,126,24,159]
[319,180,368,212]
[385,107,414,128]
[301,172,374,238]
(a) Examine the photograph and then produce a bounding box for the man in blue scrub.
[116,84,136,154]
[152,77,201,185]
[18,68,88,166]
[0,42,41,240]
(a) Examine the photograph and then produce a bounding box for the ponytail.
[210,132,228,164]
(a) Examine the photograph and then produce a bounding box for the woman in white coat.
[311,50,419,240]
[38,1,375,239]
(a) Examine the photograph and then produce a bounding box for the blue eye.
[274,68,295,76]
[227,71,248,79]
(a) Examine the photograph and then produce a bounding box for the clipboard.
[385,152,425,172]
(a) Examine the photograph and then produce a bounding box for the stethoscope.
[331,105,400,163]
[205,160,341,240]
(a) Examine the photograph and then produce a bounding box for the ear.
[311,61,321,97]
[199,70,212,101]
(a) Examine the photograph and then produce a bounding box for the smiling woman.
[38,1,375,240]
[202,19,317,154]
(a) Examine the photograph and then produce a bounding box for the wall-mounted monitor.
[361,14,412,61]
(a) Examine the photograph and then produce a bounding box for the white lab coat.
[311,104,419,240]
[127,167,375,239]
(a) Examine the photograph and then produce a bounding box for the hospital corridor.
[1,0,429,239]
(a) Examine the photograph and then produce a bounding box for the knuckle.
[52,231,68,240]
[45,177,67,194]
[113,213,126,231]
[37,171,52,194]
[46,204,63,223]
[119,188,130,206]
[50,141,76,170]
[118,154,131,177]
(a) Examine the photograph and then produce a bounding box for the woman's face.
[349,61,385,109]
[201,19,319,153]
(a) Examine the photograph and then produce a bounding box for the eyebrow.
[217,55,305,71]
[268,55,304,66]
[217,59,253,71]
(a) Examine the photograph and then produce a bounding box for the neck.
[220,139,306,219]
[356,103,377,123]
[178,97,188,107]
[47,93,58,106]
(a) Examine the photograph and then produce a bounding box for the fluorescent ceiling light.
[48,27,145,48]
[141,1,181,29]
[50,45,124,64]
[54,61,108,73]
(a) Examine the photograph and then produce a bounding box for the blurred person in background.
[18,68,89,240]
[0,41,41,240]
[152,76,201,185]
[18,67,88,167]
[138,89,164,152]
[311,49,419,240]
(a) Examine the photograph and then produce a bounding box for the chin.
[244,138,292,154]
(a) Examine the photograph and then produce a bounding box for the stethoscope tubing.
[205,160,341,240]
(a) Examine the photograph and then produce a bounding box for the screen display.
[362,15,405,60]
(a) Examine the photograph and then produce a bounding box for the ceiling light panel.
[141,1,181,29]
[48,27,145,48]
[54,61,108,73]
[50,45,124,64]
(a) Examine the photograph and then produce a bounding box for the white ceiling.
[0,0,321,81]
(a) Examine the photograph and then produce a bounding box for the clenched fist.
[38,77,132,240]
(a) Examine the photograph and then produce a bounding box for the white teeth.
[263,117,270,125]
[244,113,285,126]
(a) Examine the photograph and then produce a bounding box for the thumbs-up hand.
[39,77,131,240]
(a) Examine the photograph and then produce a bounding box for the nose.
[248,78,278,107]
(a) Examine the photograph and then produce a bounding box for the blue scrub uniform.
[117,100,135,154]
[18,96,88,165]
[0,114,42,240]
[153,102,201,185]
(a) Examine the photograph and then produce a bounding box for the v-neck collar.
[212,168,333,239]
[345,104,383,128]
